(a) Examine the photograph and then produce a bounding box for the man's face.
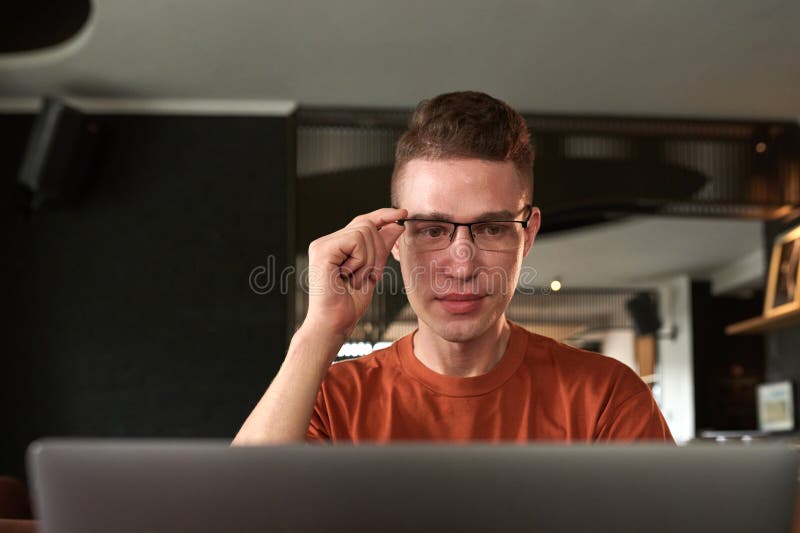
[391,158,541,342]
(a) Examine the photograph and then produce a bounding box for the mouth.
[438,293,485,301]
[435,293,487,314]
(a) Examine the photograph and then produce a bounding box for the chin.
[421,307,503,343]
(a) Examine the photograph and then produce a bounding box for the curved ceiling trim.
[0,4,97,71]
[0,2,95,69]
[0,97,298,116]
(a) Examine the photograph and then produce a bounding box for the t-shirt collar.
[395,320,528,397]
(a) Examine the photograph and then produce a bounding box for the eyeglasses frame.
[394,204,534,249]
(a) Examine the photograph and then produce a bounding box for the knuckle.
[349,214,369,226]
[350,228,367,247]
[307,238,322,254]
[356,224,377,241]
[362,229,375,248]
[351,216,376,229]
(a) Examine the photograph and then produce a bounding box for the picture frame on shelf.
[757,381,795,433]
[763,225,800,318]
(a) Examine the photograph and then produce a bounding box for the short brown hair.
[391,91,533,205]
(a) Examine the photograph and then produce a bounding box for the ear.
[391,239,401,262]
[522,207,541,258]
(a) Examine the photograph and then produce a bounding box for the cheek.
[506,254,525,283]
[479,254,523,296]
[399,247,524,296]
[399,252,447,297]
[504,253,523,277]
[399,252,428,294]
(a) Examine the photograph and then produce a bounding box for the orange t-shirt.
[307,321,674,443]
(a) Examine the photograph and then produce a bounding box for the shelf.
[725,307,800,335]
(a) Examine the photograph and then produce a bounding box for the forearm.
[231,326,344,445]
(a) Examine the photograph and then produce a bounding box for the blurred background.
[2,0,800,482]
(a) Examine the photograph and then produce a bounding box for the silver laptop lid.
[28,439,798,533]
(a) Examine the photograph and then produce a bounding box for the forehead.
[396,158,527,218]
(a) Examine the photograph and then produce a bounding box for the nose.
[447,226,477,267]
[450,225,474,244]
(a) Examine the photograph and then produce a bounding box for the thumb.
[377,221,405,251]
[371,222,405,281]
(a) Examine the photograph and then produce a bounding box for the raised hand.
[304,207,407,341]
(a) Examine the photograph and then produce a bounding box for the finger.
[347,207,408,230]
[350,228,376,291]
[365,229,392,283]
[355,217,405,283]
[376,219,406,252]
[318,208,406,290]
[335,225,379,289]
[338,229,369,279]
[355,223,395,284]
[345,207,407,264]
[359,227,376,276]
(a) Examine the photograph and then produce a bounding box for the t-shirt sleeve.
[305,387,332,443]
[594,367,675,443]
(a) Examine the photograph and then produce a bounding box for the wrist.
[298,316,351,346]
[290,320,348,364]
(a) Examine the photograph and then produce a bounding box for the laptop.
[27,439,798,533]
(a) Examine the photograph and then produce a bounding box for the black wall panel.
[690,281,765,432]
[1,112,294,480]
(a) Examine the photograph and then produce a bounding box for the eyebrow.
[406,210,517,222]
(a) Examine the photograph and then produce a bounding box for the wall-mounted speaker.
[17,97,99,211]
[626,292,662,336]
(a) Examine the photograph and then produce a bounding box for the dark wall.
[691,281,765,432]
[1,112,294,480]
[764,218,800,429]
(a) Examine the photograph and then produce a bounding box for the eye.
[419,225,448,239]
[475,223,509,237]
[409,222,451,240]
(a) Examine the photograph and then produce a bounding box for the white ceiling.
[525,215,764,289]
[0,1,786,289]
[1,0,799,119]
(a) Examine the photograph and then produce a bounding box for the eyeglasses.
[396,205,533,252]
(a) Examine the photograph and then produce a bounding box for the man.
[233,91,673,445]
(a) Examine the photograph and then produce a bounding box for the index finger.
[347,207,408,230]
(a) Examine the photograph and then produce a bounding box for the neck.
[412,317,511,377]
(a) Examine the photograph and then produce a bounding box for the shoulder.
[515,324,648,398]
[519,325,632,374]
[321,339,404,392]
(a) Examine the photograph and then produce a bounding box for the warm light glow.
[772,204,796,219]
[550,280,562,292]
[337,341,393,358]
[337,342,373,358]
[755,142,767,154]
